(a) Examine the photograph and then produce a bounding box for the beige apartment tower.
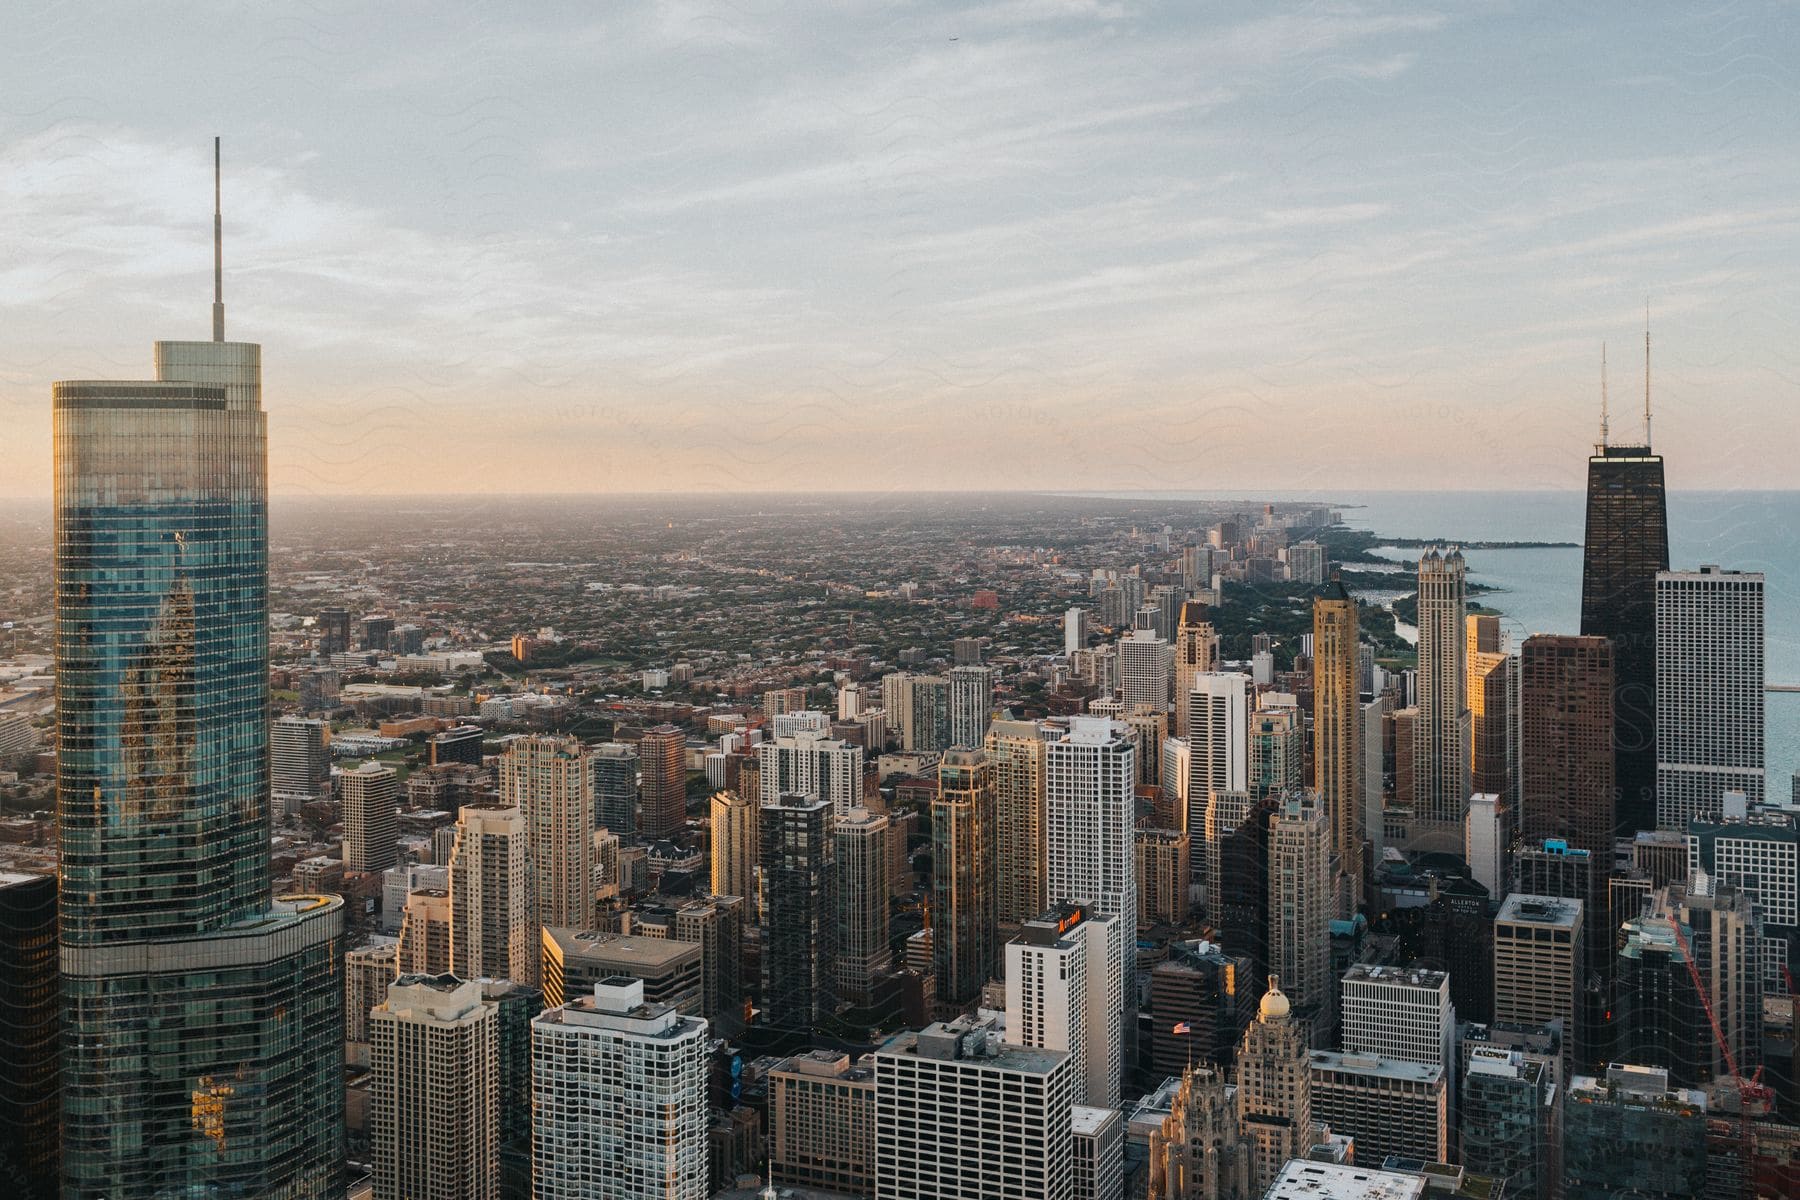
[836,807,894,1002]
[1136,827,1191,927]
[346,941,399,1044]
[342,760,401,873]
[1411,548,1470,850]
[710,788,759,901]
[449,805,531,985]
[399,888,453,975]
[1173,601,1221,739]
[370,974,499,1200]
[1312,582,1362,912]
[1466,614,1513,802]
[987,720,1048,929]
[768,1050,878,1195]
[638,723,689,838]
[499,735,595,931]
[1493,893,1583,1059]
[1268,794,1333,1018]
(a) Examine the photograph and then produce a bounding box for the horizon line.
[4,485,1800,504]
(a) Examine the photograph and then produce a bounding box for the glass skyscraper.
[53,154,344,1198]
[1580,441,1669,837]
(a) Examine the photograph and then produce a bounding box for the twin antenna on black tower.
[1598,302,1653,450]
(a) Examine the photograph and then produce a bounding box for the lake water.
[1080,489,1800,795]
[1337,490,1800,797]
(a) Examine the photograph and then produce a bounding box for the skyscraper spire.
[212,136,224,341]
[1600,342,1609,448]
[1643,300,1652,446]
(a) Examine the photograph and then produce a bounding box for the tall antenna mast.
[212,136,225,342]
[1600,342,1609,447]
[1643,299,1651,446]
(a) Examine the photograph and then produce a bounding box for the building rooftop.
[544,927,704,968]
[1265,1160,1427,1200]
[536,977,705,1041]
[381,973,487,1022]
[1060,715,1128,744]
[772,1050,876,1085]
[1496,893,1582,927]
[1310,1051,1444,1086]
[1071,1105,1119,1137]
[878,1015,1068,1076]
[1344,963,1448,989]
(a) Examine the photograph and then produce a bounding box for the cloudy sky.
[3,1,1796,496]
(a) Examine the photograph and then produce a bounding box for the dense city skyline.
[7,7,1800,1200]
[4,3,1799,496]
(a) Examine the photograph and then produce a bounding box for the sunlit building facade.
[55,289,345,1195]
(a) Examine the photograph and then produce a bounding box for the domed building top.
[1258,975,1290,1022]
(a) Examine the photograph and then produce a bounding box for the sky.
[2,1,1797,497]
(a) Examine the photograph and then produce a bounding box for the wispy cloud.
[0,1,1796,495]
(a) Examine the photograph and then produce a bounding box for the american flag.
[1171,1021,1192,1035]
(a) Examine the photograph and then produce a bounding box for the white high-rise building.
[1071,1105,1125,1200]
[1004,903,1123,1108]
[1065,607,1089,656]
[370,974,499,1200]
[875,1014,1078,1200]
[1045,717,1135,1106]
[1118,629,1172,713]
[1656,566,1766,828]
[1340,964,1454,1075]
[882,672,913,741]
[1187,672,1251,889]
[532,978,709,1199]
[1465,793,1504,898]
[949,663,996,748]
[837,681,863,720]
[271,715,331,811]
[771,709,831,738]
[1286,541,1326,585]
[1688,802,1798,985]
[449,805,531,985]
[1159,734,1190,800]
[758,729,864,815]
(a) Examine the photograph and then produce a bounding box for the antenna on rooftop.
[1599,343,1609,448]
[212,136,225,341]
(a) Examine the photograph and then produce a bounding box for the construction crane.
[1663,915,1775,1199]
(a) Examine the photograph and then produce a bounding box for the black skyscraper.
[760,793,837,1034]
[1580,442,1668,837]
[0,872,59,1200]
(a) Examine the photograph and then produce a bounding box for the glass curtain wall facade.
[54,338,344,1199]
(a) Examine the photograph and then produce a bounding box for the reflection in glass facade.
[55,339,345,1198]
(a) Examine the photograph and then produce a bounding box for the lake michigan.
[1339,490,1799,798]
